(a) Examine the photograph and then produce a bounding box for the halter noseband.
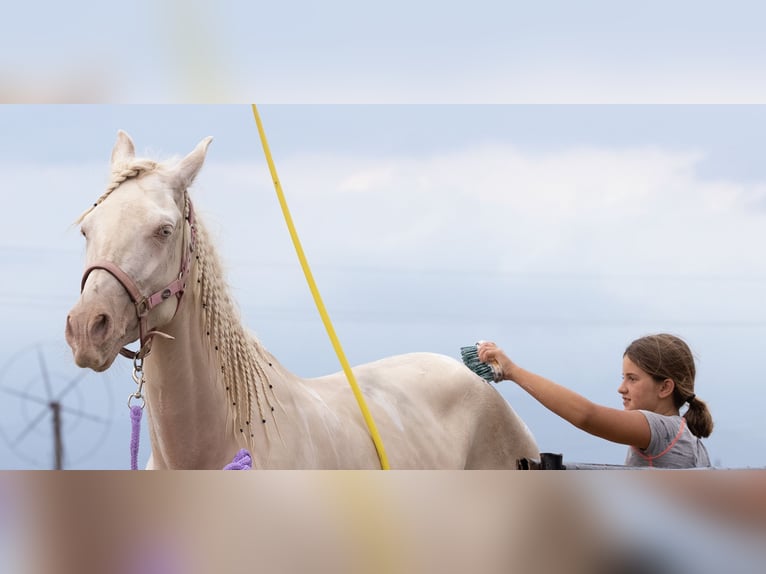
[79,197,197,360]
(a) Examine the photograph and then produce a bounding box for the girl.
[477,334,713,468]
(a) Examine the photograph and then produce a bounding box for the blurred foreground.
[0,471,763,574]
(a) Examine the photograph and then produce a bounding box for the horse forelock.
[191,216,277,443]
[75,158,163,225]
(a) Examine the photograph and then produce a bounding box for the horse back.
[307,352,539,468]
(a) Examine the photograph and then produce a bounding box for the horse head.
[65,130,212,371]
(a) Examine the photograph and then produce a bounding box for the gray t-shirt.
[624,410,711,469]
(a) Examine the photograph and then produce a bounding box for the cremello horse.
[65,131,539,469]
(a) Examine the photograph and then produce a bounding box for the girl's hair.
[624,334,714,438]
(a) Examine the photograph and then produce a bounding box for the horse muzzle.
[65,300,136,371]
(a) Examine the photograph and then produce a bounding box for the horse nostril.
[89,313,112,343]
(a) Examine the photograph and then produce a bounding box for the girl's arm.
[478,342,651,449]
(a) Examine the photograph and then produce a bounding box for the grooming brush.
[460,342,503,382]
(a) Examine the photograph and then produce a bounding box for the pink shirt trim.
[630,417,687,468]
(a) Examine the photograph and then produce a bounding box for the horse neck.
[142,221,285,468]
[142,298,237,469]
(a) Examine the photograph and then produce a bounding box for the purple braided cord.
[129,405,251,470]
[129,405,143,470]
[223,448,252,470]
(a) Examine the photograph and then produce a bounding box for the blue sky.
[1,104,765,470]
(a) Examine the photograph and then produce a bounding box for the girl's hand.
[476,341,516,382]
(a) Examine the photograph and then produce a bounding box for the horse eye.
[158,225,174,238]
[80,228,87,238]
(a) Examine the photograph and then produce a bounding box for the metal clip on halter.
[128,356,146,408]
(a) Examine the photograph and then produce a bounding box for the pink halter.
[79,197,197,360]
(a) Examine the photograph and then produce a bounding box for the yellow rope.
[250,104,390,470]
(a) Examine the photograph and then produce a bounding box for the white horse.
[64,131,539,469]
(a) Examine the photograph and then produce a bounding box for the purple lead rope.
[130,405,143,471]
[129,406,252,470]
[222,449,252,470]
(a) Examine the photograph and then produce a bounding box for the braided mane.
[192,215,278,442]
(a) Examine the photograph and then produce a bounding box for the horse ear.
[173,136,213,191]
[111,130,135,167]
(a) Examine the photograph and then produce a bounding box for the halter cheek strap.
[80,198,197,360]
[80,262,177,359]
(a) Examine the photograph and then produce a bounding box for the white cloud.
[256,145,766,333]
[225,144,766,278]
